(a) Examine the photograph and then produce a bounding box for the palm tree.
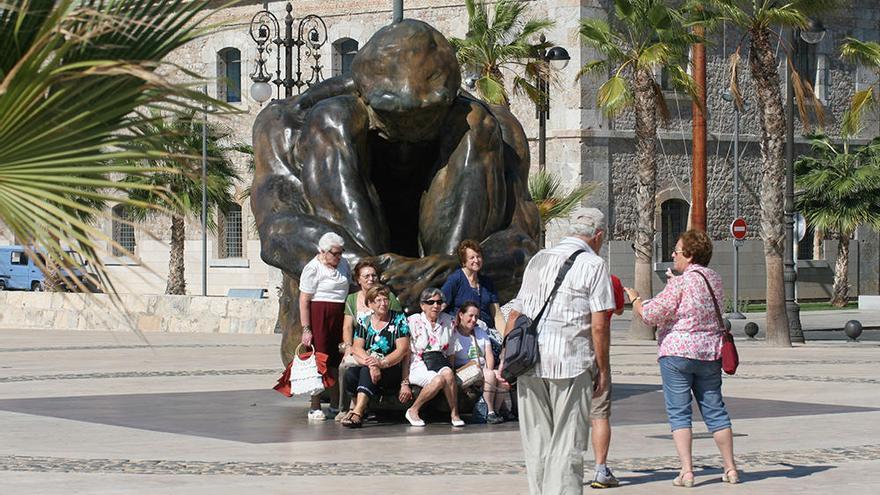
[840,38,880,136]
[579,0,699,340]
[121,112,243,295]
[701,0,838,346]
[449,0,554,106]
[528,171,596,247]
[0,0,228,296]
[795,134,880,307]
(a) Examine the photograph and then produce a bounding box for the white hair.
[567,207,605,238]
[318,232,345,252]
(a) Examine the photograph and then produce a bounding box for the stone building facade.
[2,0,877,301]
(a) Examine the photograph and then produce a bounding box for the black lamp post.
[785,19,825,343]
[249,1,328,103]
[535,34,570,172]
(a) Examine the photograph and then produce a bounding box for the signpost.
[729,218,747,319]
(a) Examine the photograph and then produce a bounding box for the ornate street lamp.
[535,34,570,172]
[785,19,826,342]
[249,2,328,103]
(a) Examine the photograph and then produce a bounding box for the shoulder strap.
[693,270,725,330]
[532,249,586,328]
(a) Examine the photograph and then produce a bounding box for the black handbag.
[421,350,449,372]
[501,250,584,384]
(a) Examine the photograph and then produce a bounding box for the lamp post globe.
[250,81,273,103]
[800,19,826,44]
[547,46,570,70]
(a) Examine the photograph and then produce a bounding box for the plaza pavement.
[1,310,879,494]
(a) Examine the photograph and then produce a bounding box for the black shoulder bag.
[501,250,584,383]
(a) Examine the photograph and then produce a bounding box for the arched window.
[660,199,689,262]
[217,48,241,103]
[218,204,243,258]
[797,224,817,260]
[111,205,136,257]
[331,38,359,77]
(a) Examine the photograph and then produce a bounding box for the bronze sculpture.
[250,19,541,362]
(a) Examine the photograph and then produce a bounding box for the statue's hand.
[375,253,458,312]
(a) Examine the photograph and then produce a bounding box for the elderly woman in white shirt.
[404,288,463,427]
[299,232,351,421]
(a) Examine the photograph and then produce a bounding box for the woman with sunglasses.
[404,288,462,427]
[336,260,403,419]
[299,232,351,421]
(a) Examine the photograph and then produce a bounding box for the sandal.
[341,412,363,428]
[672,471,694,488]
[722,469,739,484]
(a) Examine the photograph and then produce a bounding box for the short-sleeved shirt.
[441,268,499,328]
[509,237,615,379]
[407,312,455,365]
[344,291,403,320]
[451,325,491,368]
[354,310,410,358]
[641,264,725,361]
[299,256,350,303]
[606,275,625,324]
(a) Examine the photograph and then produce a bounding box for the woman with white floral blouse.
[403,288,462,427]
[626,230,738,487]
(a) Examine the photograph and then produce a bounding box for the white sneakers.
[307,409,326,421]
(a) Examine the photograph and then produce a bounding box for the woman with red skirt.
[299,232,350,421]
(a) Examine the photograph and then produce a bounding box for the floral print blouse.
[407,312,455,365]
[355,310,410,358]
[641,264,725,361]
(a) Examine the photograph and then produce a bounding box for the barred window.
[331,38,359,77]
[111,204,136,256]
[218,204,243,258]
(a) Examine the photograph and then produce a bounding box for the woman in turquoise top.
[341,285,411,428]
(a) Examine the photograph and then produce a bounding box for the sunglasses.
[421,299,443,306]
[328,249,344,257]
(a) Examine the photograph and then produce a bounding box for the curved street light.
[249,2,328,103]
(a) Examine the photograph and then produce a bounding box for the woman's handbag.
[289,344,326,396]
[501,250,584,383]
[421,350,449,372]
[694,271,739,375]
[456,334,484,388]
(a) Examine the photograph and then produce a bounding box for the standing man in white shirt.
[505,207,615,495]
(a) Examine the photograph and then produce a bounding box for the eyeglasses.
[672,249,684,256]
[421,299,443,306]
[328,249,344,257]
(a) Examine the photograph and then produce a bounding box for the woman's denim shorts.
[659,356,732,433]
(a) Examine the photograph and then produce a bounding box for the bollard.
[744,322,759,340]
[844,320,863,342]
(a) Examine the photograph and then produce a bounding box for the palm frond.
[597,76,633,117]
[528,171,597,226]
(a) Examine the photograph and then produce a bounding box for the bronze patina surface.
[250,20,540,363]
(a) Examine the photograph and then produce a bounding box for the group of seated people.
[299,233,511,428]
[339,285,512,428]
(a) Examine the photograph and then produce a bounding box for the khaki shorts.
[589,378,612,420]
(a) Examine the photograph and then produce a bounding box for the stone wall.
[0,292,278,334]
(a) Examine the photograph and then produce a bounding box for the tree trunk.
[629,68,659,340]
[813,228,823,259]
[748,28,790,347]
[831,234,850,308]
[166,215,186,295]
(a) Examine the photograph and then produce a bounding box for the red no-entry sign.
[730,218,747,240]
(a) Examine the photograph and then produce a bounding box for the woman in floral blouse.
[625,230,738,487]
[404,288,461,427]
[341,285,410,428]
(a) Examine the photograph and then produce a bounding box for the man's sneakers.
[486,412,505,424]
[590,467,620,489]
[307,409,326,421]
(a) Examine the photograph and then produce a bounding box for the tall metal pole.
[201,85,208,297]
[691,23,707,231]
[537,35,548,172]
[730,104,745,319]
[785,29,804,342]
[393,0,403,23]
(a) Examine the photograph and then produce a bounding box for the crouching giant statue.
[251,19,541,362]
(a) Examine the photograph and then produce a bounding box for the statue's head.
[351,19,460,142]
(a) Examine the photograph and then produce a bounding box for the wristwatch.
[302,325,312,332]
